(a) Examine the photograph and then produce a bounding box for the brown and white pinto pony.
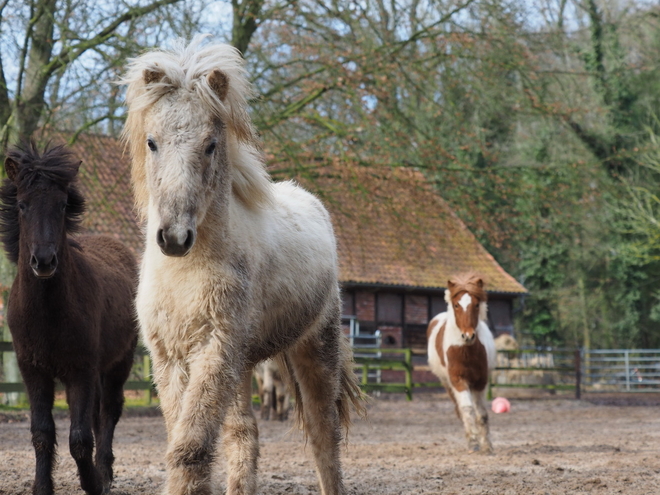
[427,274,496,453]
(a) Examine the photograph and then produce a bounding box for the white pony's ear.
[208,69,229,101]
[143,68,165,85]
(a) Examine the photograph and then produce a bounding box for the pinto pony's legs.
[66,375,103,495]
[288,328,345,495]
[22,366,57,495]
[472,389,492,454]
[453,389,480,453]
[164,336,238,495]
[222,371,259,495]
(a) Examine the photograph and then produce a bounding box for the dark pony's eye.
[18,201,26,212]
[205,142,216,155]
[61,202,67,212]
[147,138,158,152]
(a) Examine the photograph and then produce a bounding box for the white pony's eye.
[147,138,158,152]
[205,142,216,155]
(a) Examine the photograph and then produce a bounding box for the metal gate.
[583,349,660,392]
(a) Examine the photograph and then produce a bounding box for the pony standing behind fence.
[0,145,138,494]
[121,35,364,495]
[427,273,496,453]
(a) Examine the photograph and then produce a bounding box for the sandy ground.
[1,393,660,495]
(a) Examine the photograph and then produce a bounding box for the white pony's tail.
[337,331,368,433]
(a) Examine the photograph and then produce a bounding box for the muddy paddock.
[1,393,659,494]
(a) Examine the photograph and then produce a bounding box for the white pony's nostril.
[156,228,166,248]
[183,230,194,250]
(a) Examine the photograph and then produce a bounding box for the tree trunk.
[13,0,58,145]
[231,0,265,54]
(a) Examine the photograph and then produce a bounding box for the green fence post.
[143,353,152,405]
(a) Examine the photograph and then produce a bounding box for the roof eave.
[340,280,528,296]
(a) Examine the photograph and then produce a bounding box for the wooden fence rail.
[1,344,598,401]
[352,347,413,400]
[0,342,154,398]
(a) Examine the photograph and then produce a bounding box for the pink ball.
[491,397,511,414]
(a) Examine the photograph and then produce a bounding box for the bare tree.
[0,0,186,148]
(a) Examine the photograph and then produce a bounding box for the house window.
[430,296,447,318]
[488,299,513,335]
[341,291,355,317]
[377,293,403,325]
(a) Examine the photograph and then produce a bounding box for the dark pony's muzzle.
[30,248,58,278]
[157,226,195,257]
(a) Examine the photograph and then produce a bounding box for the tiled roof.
[290,165,526,294]
[51,135,525,294]
[50,133,144,256]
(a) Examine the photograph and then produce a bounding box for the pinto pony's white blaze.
[121,35,364,495]
[427,273,496,453]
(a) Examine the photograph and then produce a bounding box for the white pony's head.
[121,35,272,257]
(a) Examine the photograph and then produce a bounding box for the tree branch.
[44,0,182,79]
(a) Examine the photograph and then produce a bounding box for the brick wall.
[378,325,402,348]
[356,291,375,322]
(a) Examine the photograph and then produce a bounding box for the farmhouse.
[64,133,526,352]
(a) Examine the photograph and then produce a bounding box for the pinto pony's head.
[0,144,85,277]
[445,273,488,345]
[120,34,273,257]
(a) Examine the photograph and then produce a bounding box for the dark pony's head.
[0,143,85,277]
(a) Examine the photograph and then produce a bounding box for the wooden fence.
[1,344,592,402]
[0,342,154,399]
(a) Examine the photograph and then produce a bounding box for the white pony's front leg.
[453,389,480,453]
[150,352,189,443]
[222,370,259,495]
[165,334,241,495]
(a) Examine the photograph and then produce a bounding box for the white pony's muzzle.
[157,222,196,257]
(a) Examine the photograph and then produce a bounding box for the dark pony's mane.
[0,143,86,263]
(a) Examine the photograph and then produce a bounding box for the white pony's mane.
[120,34,273,218]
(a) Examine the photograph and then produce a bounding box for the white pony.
[121,35,364,495]
[253,358,290,421]
[427,274,496,453]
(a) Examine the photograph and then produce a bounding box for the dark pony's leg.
[21,364,57,495]
[66,373,103,495]
[288,324,345,495]
[95,351,133,492]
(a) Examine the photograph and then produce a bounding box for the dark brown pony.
[0,144,138,495]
